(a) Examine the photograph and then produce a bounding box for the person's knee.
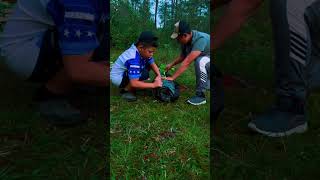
[195,56,210,72]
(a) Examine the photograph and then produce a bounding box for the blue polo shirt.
[0,0,107,55]
[0,0,107,78]
[111,44,154,86]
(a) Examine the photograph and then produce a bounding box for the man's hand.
[155,75,162,81]
[153,78,163,88]
[166,77,174,81]
[165,63,174,72]
[169,51,201,80]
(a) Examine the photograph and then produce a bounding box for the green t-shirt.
[181,30,210,58]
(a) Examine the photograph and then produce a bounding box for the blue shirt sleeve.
[125,58,141,79]
[47,0,100,55]
[148,57,155,65]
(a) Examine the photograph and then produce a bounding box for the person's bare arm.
[130,78,162,89]
[212,0,263,50]
[63,53,109,87]
[150,63,161,79]
[168,51,201,80]
[166,55,184,71]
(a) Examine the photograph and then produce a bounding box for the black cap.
[171,20,191,39]
[137,31,158,43]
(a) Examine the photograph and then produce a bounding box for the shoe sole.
[41,114,88,127]
[124,98,137,102]
[248,122,308,137]
[187,100,206,105]
[122,96,137,102]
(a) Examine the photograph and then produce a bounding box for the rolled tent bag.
[154,79,180,102]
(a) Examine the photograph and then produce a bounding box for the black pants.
[119,68,150,88]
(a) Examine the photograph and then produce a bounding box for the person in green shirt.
[165,20,210,105]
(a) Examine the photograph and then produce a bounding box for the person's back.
[0,0,53,47]
[0,0,53,78]
[181,30,210,58]
[111,44,144,84]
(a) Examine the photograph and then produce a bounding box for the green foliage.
[111,0,210,49]
[111,0,156,49]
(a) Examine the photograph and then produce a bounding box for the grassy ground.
[0,62,107,179]
[213,2,320,179]
[110,47,210,179]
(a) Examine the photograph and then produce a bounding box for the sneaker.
[187,93,206,105]
[38,99,87,126]
[248,96,307,137]
[122,92,137,102]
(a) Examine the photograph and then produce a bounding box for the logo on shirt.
[65,11,95,21]
[130,65,140,68]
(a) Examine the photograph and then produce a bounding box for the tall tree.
[154,0,159,28]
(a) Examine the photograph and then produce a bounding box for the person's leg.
[195,56,210,94]
[248,0,318,137]
[305,1,320,89]
[187,56,210,105]
[30,30,86,126]
[118,71,137,101]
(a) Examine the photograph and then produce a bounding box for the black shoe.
[34,86,87,126]
[38,99,87,126]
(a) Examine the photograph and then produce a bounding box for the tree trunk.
[154,0,158,28]
[171,0,175,22]
[163,1,167,28]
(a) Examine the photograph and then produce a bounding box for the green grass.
[213,2,320,179]
[110,47,210,179]
[0,62,107,179]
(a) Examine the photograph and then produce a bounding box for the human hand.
[165,63,173,72]
[155,75,162,81]
[153,78,163,88]
[163,76,174,81]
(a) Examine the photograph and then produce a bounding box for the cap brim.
[170,32,178,39]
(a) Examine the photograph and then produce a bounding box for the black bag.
[154,80,180,102]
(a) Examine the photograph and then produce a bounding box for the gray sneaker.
[38,99,87,126]
[248,97,308,137]
[187,94,206,105]
[248,96,308,137]
[248,108,307,137]
[122,92,137,102]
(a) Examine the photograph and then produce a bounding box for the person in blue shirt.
[0,0,109,126]
[111,31,162,101]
